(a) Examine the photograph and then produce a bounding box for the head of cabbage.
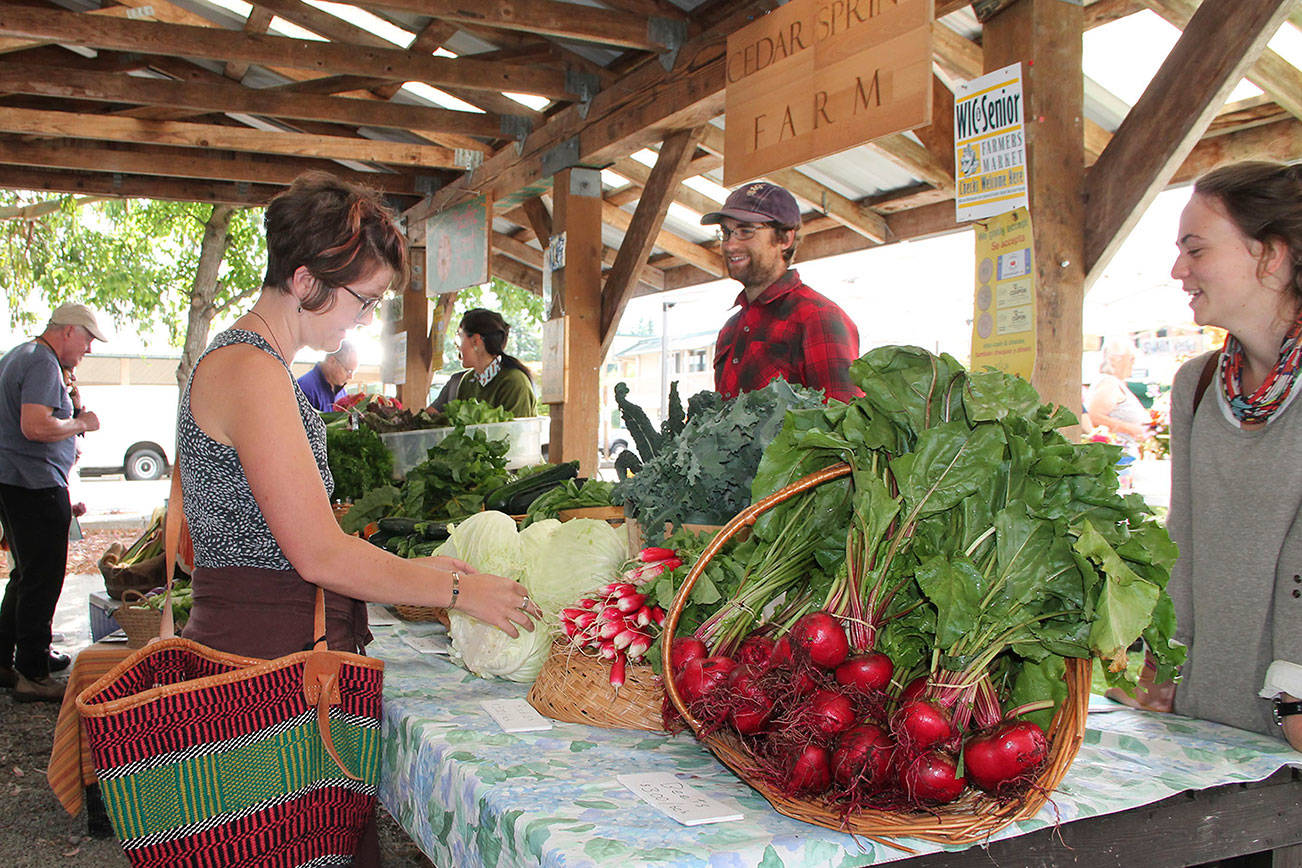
[440,511,626,682]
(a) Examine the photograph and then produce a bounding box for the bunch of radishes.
[559,546,680,692]
[669,610,1050,809]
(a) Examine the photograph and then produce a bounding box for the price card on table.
[617,772,743,826]
[480,699,553,733]
[401,632,451,655]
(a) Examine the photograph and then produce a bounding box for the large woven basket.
[527,640,665,732]
[661,462,1090,846]
[393,605,450,627]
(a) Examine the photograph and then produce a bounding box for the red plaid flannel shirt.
[713,270,862,403]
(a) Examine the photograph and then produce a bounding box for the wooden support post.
[547,167,603,476]
[982,0,1085,419]
[429,290,458,382]
[396,246,432,408]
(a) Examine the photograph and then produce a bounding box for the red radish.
[806,689,857,737]
[726,665,775,735]
[891,700,957,751]
[898,674,930,705]
[736,634,777,667]
[831,724,894,789]
[608,653,626,693]
[962,720,1049,794]
[615,593,646,614]
[670,637,708,672]
[787,743,832,795]
[768,635,794,668]
[675,656,736,706]
[627,635,650,660]
[835,652,895,693]
[638,546,676,562]
[790,611,850,668]
[901,751,966,804]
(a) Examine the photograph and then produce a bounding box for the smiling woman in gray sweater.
[1156,162,1302,751]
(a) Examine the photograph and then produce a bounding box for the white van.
[74,384,179,480]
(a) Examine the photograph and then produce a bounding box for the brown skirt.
[182,564,371,658]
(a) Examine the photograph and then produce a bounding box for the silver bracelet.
[448,571,461,609]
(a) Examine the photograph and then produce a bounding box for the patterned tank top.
[177,328,333,569]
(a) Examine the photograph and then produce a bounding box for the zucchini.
[413,520,451,541]
[377,516,420,535]
[484,460,579,512]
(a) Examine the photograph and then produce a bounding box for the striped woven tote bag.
[76,471,384,867]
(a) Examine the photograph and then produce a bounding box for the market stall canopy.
[0,0,1298,310]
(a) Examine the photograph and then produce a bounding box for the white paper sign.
[617,772,743,826]
[481,699,553,733]
[954,62,1028,222]
[401,632,451,655]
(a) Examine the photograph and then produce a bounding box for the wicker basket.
[527,640,665,732]
[114,590,163,649]
[393,605,451,628]
[660,462,1091,846]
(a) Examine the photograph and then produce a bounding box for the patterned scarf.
[1220,311,1302,425]
[474,355,501,387]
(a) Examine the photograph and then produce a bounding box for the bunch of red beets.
[669,611,1049,809]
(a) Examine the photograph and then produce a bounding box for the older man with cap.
[701,182,861,403]
[0,303,104,701]
[297,340,357,412]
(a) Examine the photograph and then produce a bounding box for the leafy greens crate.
[381,417,544,477]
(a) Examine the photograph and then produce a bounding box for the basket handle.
[660,461,852,736]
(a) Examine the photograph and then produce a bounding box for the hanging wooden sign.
[424,194,492,296]
[722,0,934,186]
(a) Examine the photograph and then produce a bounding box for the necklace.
[245,310,288,364]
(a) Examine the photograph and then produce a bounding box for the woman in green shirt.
[430,309,537,416]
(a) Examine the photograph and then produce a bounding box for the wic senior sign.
[723,0,934,186]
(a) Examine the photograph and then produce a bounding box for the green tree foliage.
[0,192,264,343]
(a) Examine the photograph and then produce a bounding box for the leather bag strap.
[1191,352,1219,417]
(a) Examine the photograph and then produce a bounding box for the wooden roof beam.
[0,62,504,138]
[0,105,459,166]
[0,164,286,205]
[409,0,776,234]
[1084,0,1147,29]
[360,0,664,51]
[601,199,722,276]
[1084,0,1293,285]
[0,133,430,192]
[225,6,273,82]
[1140,0,1302,122]
[0,5,573,99]
[602,126,705,355]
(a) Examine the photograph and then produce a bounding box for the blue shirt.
[296,363,343,412]
[0,340,77,488]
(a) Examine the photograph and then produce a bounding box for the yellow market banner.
[971,208,1035,380]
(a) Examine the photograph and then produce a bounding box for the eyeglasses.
[337,284,384,321]
[717,224,772,242]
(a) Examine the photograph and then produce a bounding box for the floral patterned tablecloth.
[374,620,1301,868]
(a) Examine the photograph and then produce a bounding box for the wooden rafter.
[360,0,661,51]
[1083,0,1294,284]
[0,164,287,205]
[226,7,273,82]
[520,197,552,246]
[601,126,706,355]
[0,6,573,98]
[0,105,459,166]
[0,134,429,193]
[1140,0,1302,122]
[0,62,503,138]
[601,200,722,276]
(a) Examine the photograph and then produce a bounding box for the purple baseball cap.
[700,182,802,228]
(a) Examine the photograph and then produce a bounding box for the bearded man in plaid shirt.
[701,182,862,403]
